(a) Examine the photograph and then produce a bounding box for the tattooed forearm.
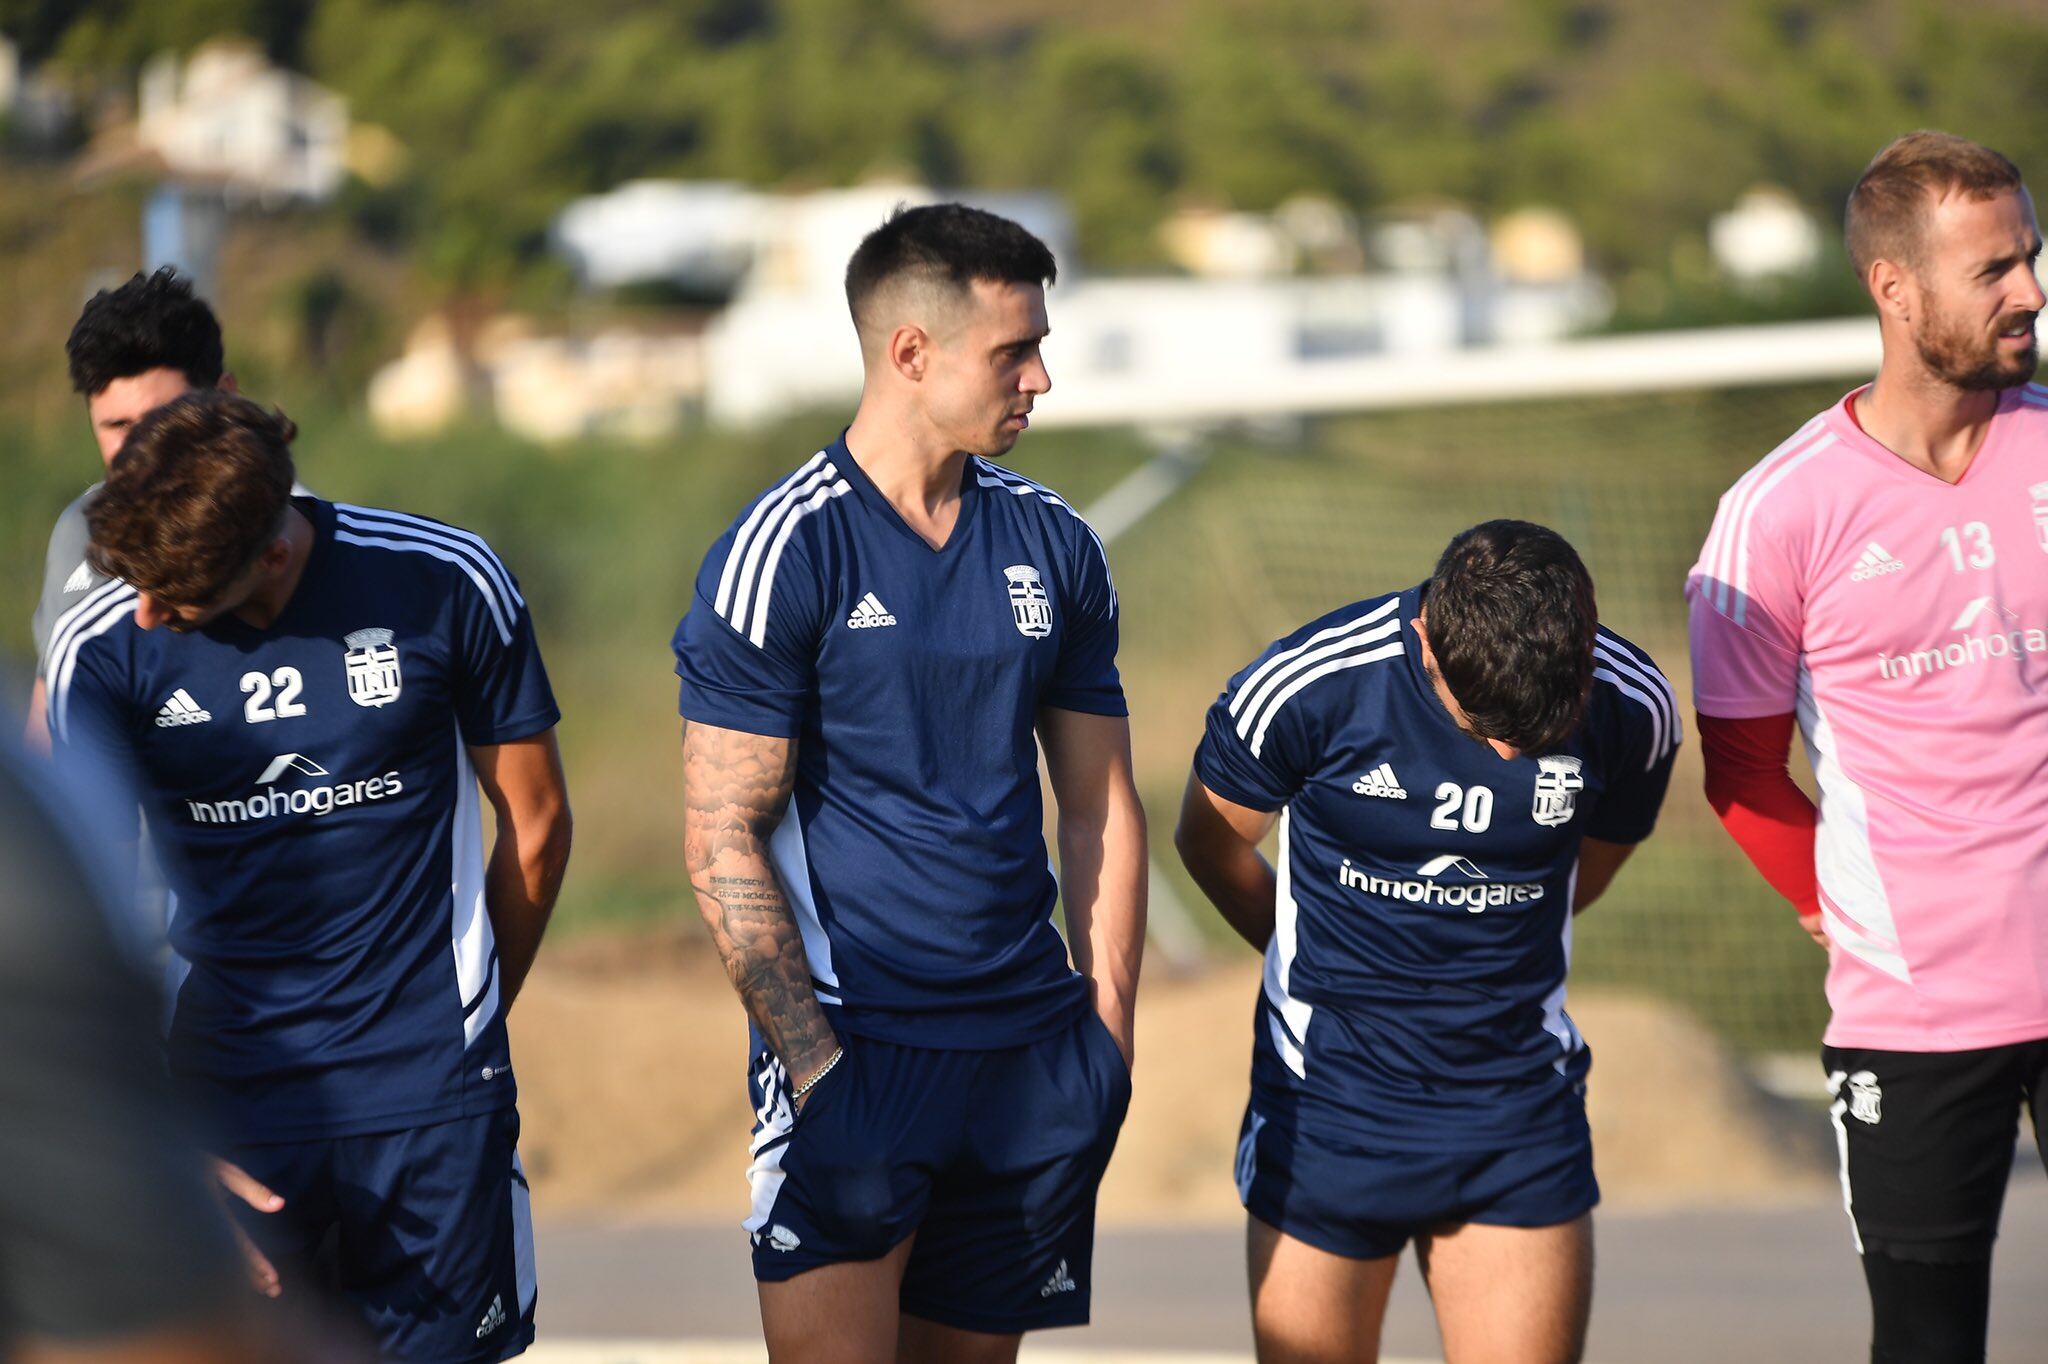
[682,722,839,1082]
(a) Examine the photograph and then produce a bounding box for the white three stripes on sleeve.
[334,505,523,646]
[1698,415,1821,607]
[715,455,853,648]
[1593,632,1681,769]
[1699,419,1835,627]
[1231,596,1406,758]
[44,579,140,743]
[717,453,828,618]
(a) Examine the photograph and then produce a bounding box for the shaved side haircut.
[1846,131,2025,282]
[844,203,1056,345]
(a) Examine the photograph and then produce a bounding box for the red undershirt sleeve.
[1696,710,1819,918]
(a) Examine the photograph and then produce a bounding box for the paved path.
[535,1169,2048,1362]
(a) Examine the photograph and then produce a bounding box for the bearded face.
[1912,287,2039,390]
[1900,188,2044,392]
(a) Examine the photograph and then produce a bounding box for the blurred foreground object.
[0,738,354,1363]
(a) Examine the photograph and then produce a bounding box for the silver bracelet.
[791,1046,844,1101]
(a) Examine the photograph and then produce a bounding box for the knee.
[1863,1250,1991,1364]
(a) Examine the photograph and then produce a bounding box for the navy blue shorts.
[223,1107,535,1363]
[744,1011,1131,1334]
[1234,1102,1598,1261]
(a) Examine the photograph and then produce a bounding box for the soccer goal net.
[1109,378,1851,1057]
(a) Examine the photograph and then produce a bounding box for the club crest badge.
[1004,565,1053,639]
[1846,1070,1882,1125]
[2031,481,2048,555]
[343,628,402,708]
[1531,755,1583,828]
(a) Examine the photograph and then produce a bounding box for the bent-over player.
[47,392,570,1363]
[1177,521,1678,1364]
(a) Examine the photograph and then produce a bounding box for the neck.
[1858,358,2004,483]
[235,505,315,630]
[844,402,970,518]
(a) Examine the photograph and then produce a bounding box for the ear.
[217,371,239,395]
[1868,257,1914,325]
[133,592,171,632]
[888,324,930,383]
[260,530,294,572]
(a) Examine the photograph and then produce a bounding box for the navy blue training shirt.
[1195,586,1679,1152]
[673,435,1125,1049]
[47,498,560,1141]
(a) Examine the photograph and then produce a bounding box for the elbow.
[527,799,574,891]
[1170,814,1205,878]
[1700,759,1741,821]
[547,802,575,872]
[1124,790,1150,852]
[1699,755,1722,802]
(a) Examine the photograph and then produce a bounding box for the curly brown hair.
[86,392,297,607]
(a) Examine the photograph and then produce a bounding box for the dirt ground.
[509,932,1831,1223]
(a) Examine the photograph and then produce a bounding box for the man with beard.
[1688,130,2048,1363]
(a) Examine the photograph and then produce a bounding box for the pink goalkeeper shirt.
[1688,383,2048,1052]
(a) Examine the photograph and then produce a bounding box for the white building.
[553,181,763,292]
[1710,186,1824,285]
[138,41,348,204]
[705,192,1608,425]
[516,181,1612,430]
[552,178,1073,296]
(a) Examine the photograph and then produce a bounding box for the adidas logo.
[1039,1258,1078,1298]
[1850,542,1905,582]
[63,561,96,594]
[1351,762,1407,799]
[847,592,897,629]
[474,1294,507,1339]
[154,689,212,728]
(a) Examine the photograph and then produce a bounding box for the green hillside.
[9,0,2048,291]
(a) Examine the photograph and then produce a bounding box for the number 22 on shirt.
[242,666,308,723]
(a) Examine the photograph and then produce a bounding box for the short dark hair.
[1424,520,1598,755]
[1846,131,2025,281]
[66,267,226,398]
[844,203,1057,334]
[87,392,295,606]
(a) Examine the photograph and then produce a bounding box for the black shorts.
[1823,1039,2048,1261]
